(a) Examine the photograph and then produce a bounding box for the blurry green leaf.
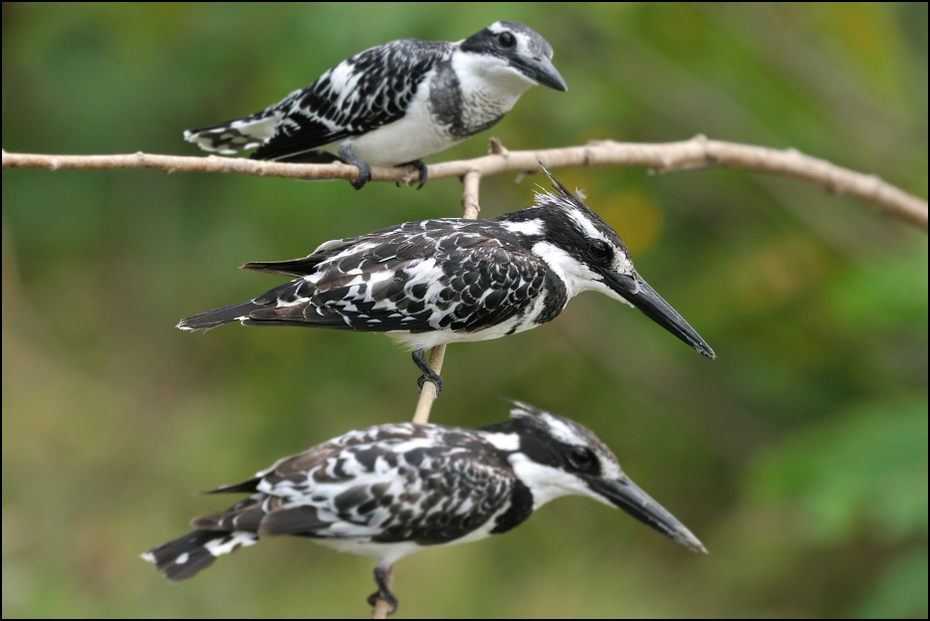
[827,244,929,329]
[856,547,928,619]
[750,397,929,543]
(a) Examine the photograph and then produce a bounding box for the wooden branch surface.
[3,136,926,230]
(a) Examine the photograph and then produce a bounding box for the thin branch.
[411,346,447,425]
[460,167,483,220]
[3,136,925,230]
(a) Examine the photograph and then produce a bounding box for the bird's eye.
[589,240,610,260]
[498,32,516,48]
[569,446,596,470]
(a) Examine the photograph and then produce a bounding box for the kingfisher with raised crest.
[143,401,707,614]
[177,166,715,394]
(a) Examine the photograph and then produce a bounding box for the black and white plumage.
[142,401,706,614]
[177,167,715,394]
[184,21,567,189]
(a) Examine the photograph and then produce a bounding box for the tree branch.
[411,345,447,425]
[3,135,925,230]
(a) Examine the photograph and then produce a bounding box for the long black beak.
[586,474,707,554]
[512,55,568,92]
[605,272,715,359]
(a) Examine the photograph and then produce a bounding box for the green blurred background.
[2,3,927,618]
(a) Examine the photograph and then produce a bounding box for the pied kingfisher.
[142,400,706,614]
[177,167,715,394]
[183,21,566,189]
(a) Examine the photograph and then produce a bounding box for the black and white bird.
[177,167,715,394]
[184,21,567,189]
[142,400,707,614]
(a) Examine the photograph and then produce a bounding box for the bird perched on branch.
[183,21,567,189]
[177,166,715,394]
[142,400,706,614]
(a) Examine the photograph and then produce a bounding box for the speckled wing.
[245,39,452,162]
[194,425,516,546]
[237,220,557,335]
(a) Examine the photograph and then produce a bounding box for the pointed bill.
[586,474,707,554]
[605,272,715,359]
[511,54,568,91]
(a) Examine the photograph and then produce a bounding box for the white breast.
[317,68,465,167]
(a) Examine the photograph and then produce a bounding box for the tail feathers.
[141,530,258,582]
[177,301,261,331]
[199,477,262,495]
[242,255,327,277]
[250,144,340,164]
[184,114,280,154]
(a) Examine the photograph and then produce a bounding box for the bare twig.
[411,346,447,425]
[461,168,482,220]
[3,136,925,230]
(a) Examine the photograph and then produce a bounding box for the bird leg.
[412,348,443,396]
[367,565,398,616]
[395,159,428,189]
[338,143,373,190]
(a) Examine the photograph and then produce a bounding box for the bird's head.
[500,165,715,359]
[489,400,707,554]
[458,21,568,92]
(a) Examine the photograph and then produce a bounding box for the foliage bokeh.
[2,3,927,618]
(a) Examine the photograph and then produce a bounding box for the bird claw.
[366,590,398,616]
[416,373,443,396]
[395,160,428,189]
[411,160,428,189]
[339,143,372,190]
[412,349,443,396]
[350,162,372,190]
[369,565,399,615]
